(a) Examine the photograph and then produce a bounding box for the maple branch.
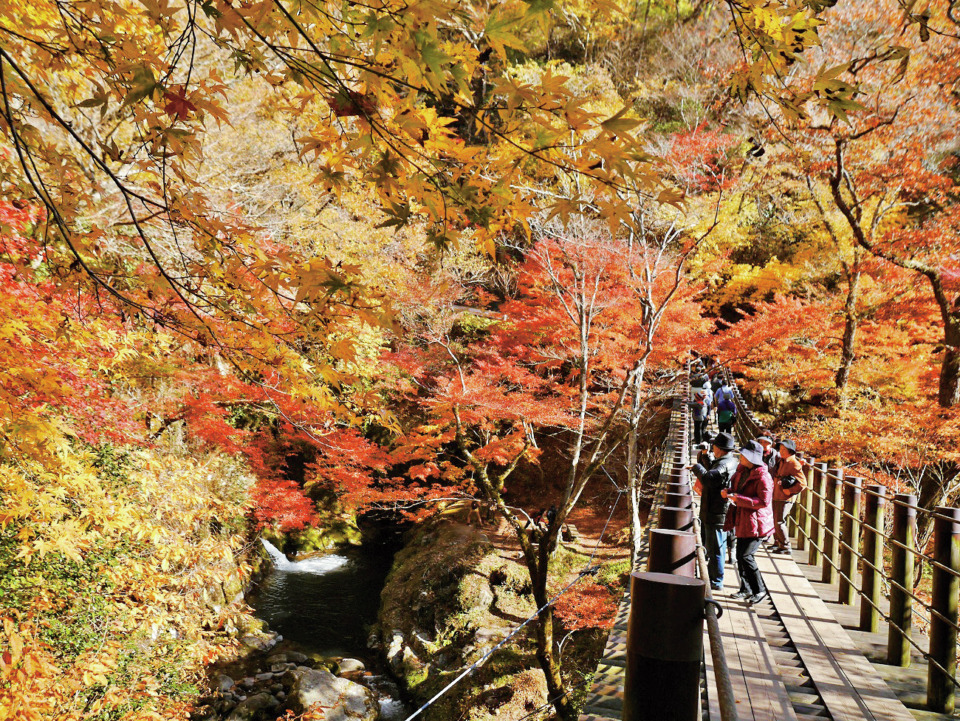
[451,405,534,559]
[0,58,155,319]
[496,435,531,490]
[435,336,467,394]
[830,140,935,278]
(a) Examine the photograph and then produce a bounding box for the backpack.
[717,397,736,414]
[716,385,734,402]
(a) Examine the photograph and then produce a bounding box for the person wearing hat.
[721,440,775,603]
[758,434,778,475]
[691,432,739,590]
[771,439,807,554]
[688,384,712,445]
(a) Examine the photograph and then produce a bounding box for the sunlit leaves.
[552,580,617,631]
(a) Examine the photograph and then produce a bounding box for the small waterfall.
[260,538,295,570]
[260,538,349,573]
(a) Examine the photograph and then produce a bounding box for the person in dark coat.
[758,434,778,475]
[689,385,712,444]
[722,440,775,604]
[694,432,715,468]
[691,432,739,590]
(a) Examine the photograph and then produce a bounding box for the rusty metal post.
[648,529,698,577]
[860,486,886,632]
[809,462,825,567]
[839,476,862,605]
[927,507,960,713]
[659,506,695,533]
[821,466,843,585]
[623,572,705,721]
[665,491,693,510]
[888,493,916,667]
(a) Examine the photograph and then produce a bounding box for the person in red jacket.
[721,440,775,604]
[771,439,807,554]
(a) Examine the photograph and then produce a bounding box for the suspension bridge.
[578,371,960,721]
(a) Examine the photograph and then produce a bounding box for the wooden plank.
[709,570,799,721]
[703,618,723,721]
[759,547,916,721]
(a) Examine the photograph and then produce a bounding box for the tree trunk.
[626,447,644,567]
[626,380,645,566]
[939,313,960,407]
[530,550,575,720]
[913,466,958,581]
[834,267,861,393]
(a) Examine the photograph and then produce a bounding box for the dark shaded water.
[249,539,411,720]
[251,544,393,656]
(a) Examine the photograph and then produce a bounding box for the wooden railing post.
[888,493,916,667]
[928,506,960,713]
[839,476,862,605]
[822,465,843,585]
[797,457,815,553]
[860,486,886,632]
[809,462,825,567]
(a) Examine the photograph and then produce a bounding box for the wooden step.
[758,547,917,721]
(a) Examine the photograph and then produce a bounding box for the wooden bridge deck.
[580,530,958,721]
[784,544,959,721]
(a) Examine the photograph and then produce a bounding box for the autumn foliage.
[0,0,959,718]
[552,582,618,632]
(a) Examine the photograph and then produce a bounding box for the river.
[250,538,412,720]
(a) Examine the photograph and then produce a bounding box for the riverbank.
[377,501,631,720]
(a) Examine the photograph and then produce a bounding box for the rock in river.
[224,693,279,721]
[287,666,379,721]
[338,657,366,675]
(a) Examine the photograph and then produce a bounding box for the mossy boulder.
[378,517,547,720]
[259,508,362,559]
[289,518,362,553]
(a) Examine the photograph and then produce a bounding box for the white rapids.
[260,538,350,573]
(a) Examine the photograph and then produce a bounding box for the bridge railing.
[720,368,960,714]
[619,369,738,721]
[687,370,739,721]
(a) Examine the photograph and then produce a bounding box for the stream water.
[250,538,412,720]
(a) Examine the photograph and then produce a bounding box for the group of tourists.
[689,364,738,444]
[687,366,808,604]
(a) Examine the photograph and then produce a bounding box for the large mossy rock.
[378,517,547,720]
[286,667,379,721]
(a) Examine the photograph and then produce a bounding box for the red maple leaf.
[164,88,196,120]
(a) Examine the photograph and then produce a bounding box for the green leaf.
[485,9,526,57]
[122,65,158,108]
[415,29,452,90]
[601,106,641,135]
[375,201,412,230]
